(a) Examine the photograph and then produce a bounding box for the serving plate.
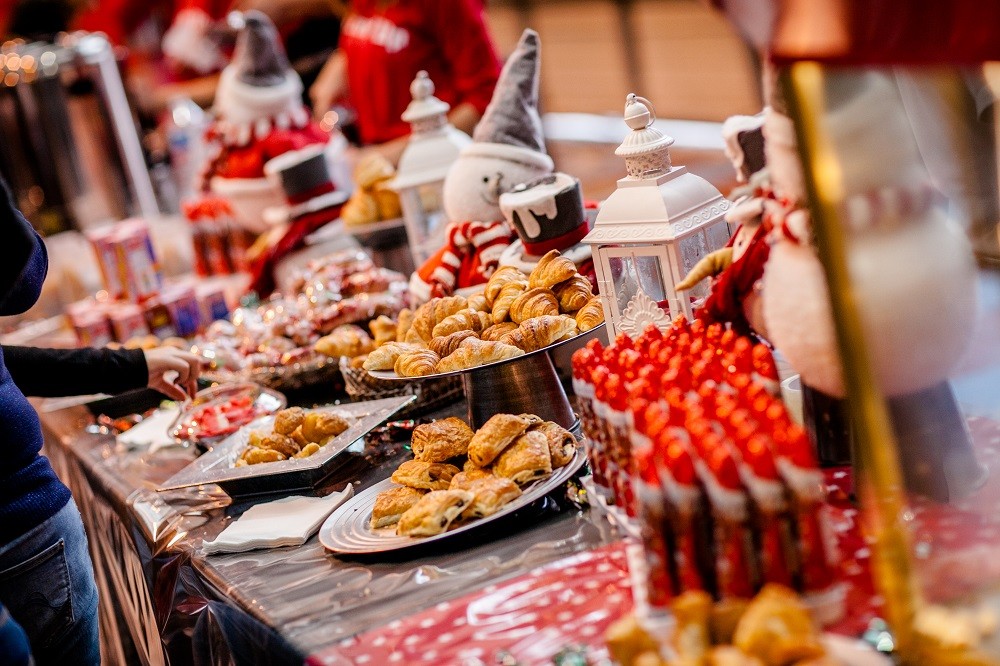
[318,448,586,554]
[169,382,286,451]
[158,395,415,497]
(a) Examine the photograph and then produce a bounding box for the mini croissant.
[481,321,518,342]
[529,250,578,289]
[363,342,424,371]
[553,274,594,312]
[509,287,559,324]
[575,297,605,332]
[436,337,524,373]
[395,348,441,377]
[369,315,397,346]
[432,309,493,338]
[407,296,467,343]
[429,330,479,357]
[491,282,527,323]
[395,308,415,343]
[485,266,529,306]
[500,315,578,352]
[466,293,489,313]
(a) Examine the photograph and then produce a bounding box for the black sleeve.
[0,177,39,308]
[3,346,149,397]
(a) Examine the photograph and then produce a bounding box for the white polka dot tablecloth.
[306,542,633,666]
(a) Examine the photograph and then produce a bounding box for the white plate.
[319,448,587,554]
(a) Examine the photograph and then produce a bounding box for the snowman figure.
[410,29,554,301]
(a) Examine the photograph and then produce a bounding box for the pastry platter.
[367,323,606,430]
[158,395,414,497]
[318,447,586,554]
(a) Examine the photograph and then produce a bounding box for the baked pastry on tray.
[391,460,460,490]
[371,486,426,528]
[411,417,474,462]
[448,468,495,489]
[530,421,577,468]
[396,489,474,536]
[493,430,553,485]
[459,475,522,519]
[467,413,534,467]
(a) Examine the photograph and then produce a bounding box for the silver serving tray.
[318,448,586,554]
[158,395,415,496]
[367,324,606,382]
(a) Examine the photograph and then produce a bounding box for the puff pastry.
[435,337,524,373]
[460,475,522,518]
[315,324,374,358]
[484,265,529,306]
[465,293,489,313]
[467,413,534,467]
[396,489,474,536]
[509,287,559,324]
[240,447,286,464]
[294,442,321,458]
[490,281,527,322]
[500,315,578,352]
[449,468,495,489]
[531,421,577,468]
[493,430,553,485]
[369,315,397,346]
[575,297,605,332]
[395,349,441,377]
[273,407,305,435]
[363,342,424,371]
[429,330,478,357]
[432,309,492,338]
[391,460,460,490]
[258,433,300,458]
[371,486,426,528]
[529,250,578,289]
[411,417,475,462]
[395,308,415,342]
[553,274,594,312]
[480,321,518,342]
[302,411,351,443]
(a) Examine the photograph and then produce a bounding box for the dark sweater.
[0,180,147,544]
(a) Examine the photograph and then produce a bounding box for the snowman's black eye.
[482,176,489,183]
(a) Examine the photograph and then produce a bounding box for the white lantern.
[388,71,471,266]
[583,94,732,339]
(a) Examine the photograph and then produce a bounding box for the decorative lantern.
[583,94,732,339]
[388,71,472,266]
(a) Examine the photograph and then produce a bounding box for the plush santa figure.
[409,29,554,301]
[200,11,334,232]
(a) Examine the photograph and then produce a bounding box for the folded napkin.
[117,406,182,450]
[202,487,354,554]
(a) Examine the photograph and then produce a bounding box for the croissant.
[432,309,493,338]
[481,321,518,342]
[363,342,424,371]
[676,247,734,291]
[395,348,441,377]
[484,266,529,306]
[491,282,527,322]
[395,308,415,344]
[436,337,524,373]
[369,315,397,346]
[509,287,559,324]
[575,297,605,332]
[500,315,578,352]
[408,301,437,343]
[466,293,489,313]
[529,250,578,289]
[430,330,479,357]
[553,274,594,313]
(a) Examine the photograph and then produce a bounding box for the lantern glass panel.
[677,231,711,304]
[606,248,669,316]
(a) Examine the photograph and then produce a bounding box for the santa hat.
[462,29,553,171]
[214,11,304,127]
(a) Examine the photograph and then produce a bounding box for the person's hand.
[144,348,204,401]
[310,50,348,119]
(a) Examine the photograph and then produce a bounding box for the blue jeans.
[0,602,33,665]
[0,500,99,665]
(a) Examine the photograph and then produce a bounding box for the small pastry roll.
[466,413,534,467]
[302,411,351,443]
[396,489,474,536]
[493,430,553,485]
[240,447,286,465]
[258,433,300,458]
[395,308,415,343]
[459,475,522,518]
[509,287,559,324]
[491,281,527,323]
[295,442,322,458]
[449,468,495,490]
[484,265,529,306]
[395,349,441,377]
[499,315,577,352]
[315,324,375,358]
[369,315,398,346]
[363,342,424,371]
[531,421,578,468]
[290,426,310,448]
[465,293,489,313]
[371,485,426,528]
[481,321,519,342]
[391,460,461,490]
[435,337,524,373]
[411,417,475,462]
[575,296,605,332]
[553,274,594,312]
[528,250,578,289]
[429,330,478,357]
[273,407,305,435]
[432,309,492,338]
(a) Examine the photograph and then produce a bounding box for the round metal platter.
[319,449,586,554]
[366,323,606,382]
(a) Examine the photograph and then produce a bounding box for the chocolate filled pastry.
[371,486,427,528]
[531,421,577,468]
[493,430,553,485]
[302,411,351,443]
[363,342,424,371]
[429,330,478,357]
[481,321,519,342]
[467,413,534,467]
[528,250,578,290]
[273,407,305,435]
[396,489,474,536]
[459,476,522,518]
[411,417,475,462]
[391,460,460,490]
[449,468,495,490]
[258,433,300,458]
[394,348,441,377]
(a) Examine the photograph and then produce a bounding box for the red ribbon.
[522,223,590,257]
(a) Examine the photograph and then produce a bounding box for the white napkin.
[202,487,354,554]
[117,406,182,450]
